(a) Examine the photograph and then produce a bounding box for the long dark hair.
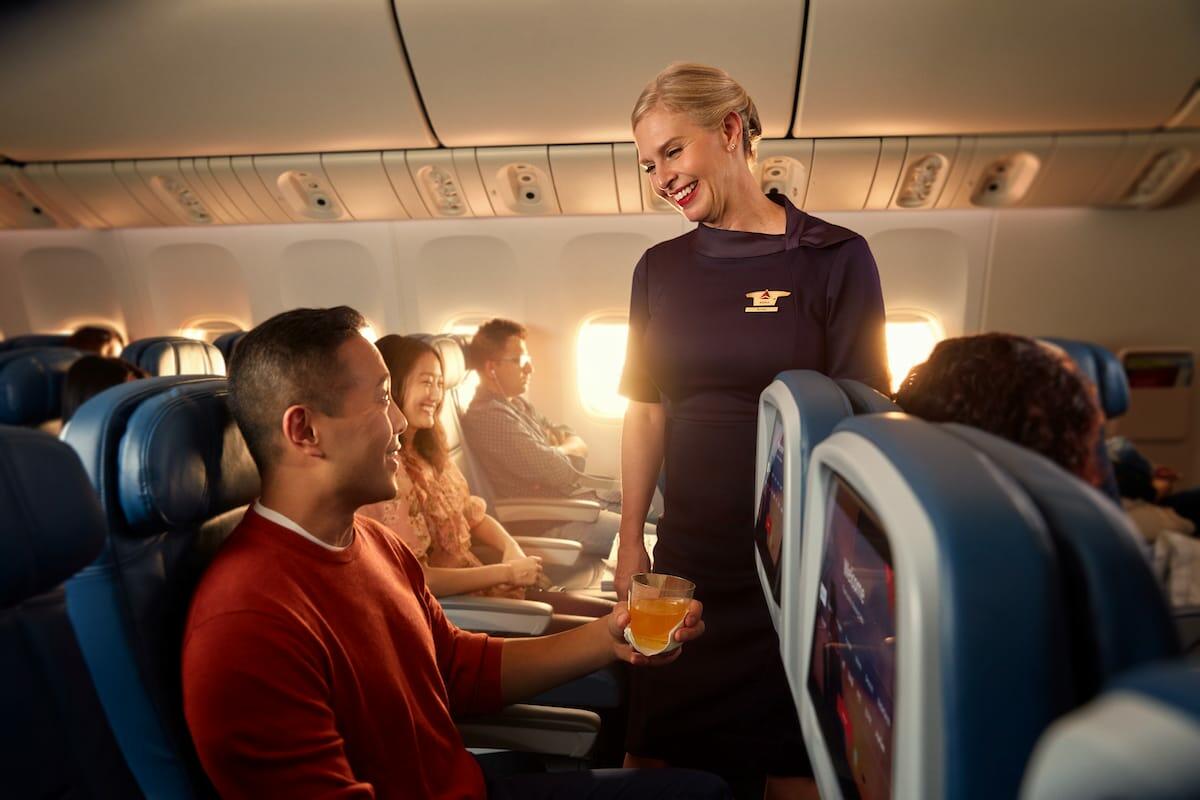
[375,335,450,472]
[895,333,1104,485]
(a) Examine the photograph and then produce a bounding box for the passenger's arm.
[614,400,665,598]
[499,600,704,704]
[419,561,540,598]
[466,406,581,495]
[469,512,526,561]
[555,434,589,461]
[183,614,372,799]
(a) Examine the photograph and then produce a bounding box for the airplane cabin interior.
[1,2,1198,798]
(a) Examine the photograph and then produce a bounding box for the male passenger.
[182,307,724,800]
[463,319,625,555]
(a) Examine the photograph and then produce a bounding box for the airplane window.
[180,318,244,344]
[885,311,944,394]
[577,316,629,419]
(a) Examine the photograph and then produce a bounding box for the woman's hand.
[505,555,544,587]
[613,538,651,600]
[606,599,705,667]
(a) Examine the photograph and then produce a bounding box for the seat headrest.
[0,425,105,608]
[0,347,83,425]
[424,334,468,390]
[835,378,899,414]
[122,336,226,377]
[115,381,259,537]
[212,330,246,364]
[1040,337,1130,419]
[0,333,71,352]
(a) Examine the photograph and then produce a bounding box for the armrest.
[439,596,553,636]
[493,497,603,524]
[458,704,600,759]
[512,536,582,567]
[575,472,619,491]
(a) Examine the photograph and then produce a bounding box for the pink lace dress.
[361,451,524,599]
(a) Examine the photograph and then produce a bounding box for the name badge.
[745,289,791,313]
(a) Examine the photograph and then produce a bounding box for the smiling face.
[400,351,444,432]
[312,334,408,507]
[634,106,744,225]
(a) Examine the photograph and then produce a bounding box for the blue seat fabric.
[212,331,246,365]
[121,336,225,377]
[64,377,258,798]
[0,346,83,425]
[0,333,71,352]
[0,425,141,798]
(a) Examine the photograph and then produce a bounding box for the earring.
[728,143,735,151]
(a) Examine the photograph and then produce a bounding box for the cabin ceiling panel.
[794,0,1200,138]
[0,0,435,162]
[392,0,804,147]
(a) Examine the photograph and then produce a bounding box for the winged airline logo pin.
[744,289,791,313]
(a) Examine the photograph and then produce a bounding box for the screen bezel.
[753,412,787,606]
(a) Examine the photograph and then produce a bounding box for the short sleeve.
[824,236,890,395]
[619,253,660,403]
[464,494,487,528]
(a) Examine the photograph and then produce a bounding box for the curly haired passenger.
[894,333,1104,485]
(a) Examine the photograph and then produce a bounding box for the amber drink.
[628,573,695,656]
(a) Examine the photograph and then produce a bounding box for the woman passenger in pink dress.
[360,335,612,618]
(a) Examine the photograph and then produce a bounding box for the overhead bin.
[794,0,1200,138]
[0,0,435,162]
[393,0,805,147]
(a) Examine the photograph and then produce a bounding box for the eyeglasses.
[497,354,533,369]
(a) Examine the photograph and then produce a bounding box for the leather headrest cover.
[0,425,105,608]
[431,335,467,390]
[0,334,71,352]
[117,383,259,537]
[0,347,82,425]
[1041,337,1129,419]
[125,337,226,377]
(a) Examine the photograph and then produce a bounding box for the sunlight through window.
[577,317,629,419]
[179,318,242,344]
[886,312,945,393]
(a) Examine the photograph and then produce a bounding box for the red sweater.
[183,507,504,799]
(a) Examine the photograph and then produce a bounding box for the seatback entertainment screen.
[753,415,786,605]
[807,475,896,800]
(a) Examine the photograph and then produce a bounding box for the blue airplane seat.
[941,423,1178,703]
[63,376,257,798]
[0,425,141,798]
[0,332,71,352]
[0,346,84,427]
[797,414,1071,799]
[211,330,246,365]
[834,378,899,414]
[1021,661,1200,799]
[1040,337,1130,419]
[122,336,226,377]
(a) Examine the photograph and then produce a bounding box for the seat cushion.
[0,347,83,426]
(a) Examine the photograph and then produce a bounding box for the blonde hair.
[631,62,763,162]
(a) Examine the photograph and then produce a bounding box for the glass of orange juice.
[625,572,695,656]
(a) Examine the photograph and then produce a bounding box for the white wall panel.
[143,244,252,334]
[15,245,127,336]
[394,0,804,146]
[984,195,1200,482]
[279,239,389,333]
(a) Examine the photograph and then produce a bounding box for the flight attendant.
[615,63,889,799]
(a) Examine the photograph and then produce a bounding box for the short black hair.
[467,318,526,370]
[66,326,124,354]
[227,306,365,473]
[61,356,147,422]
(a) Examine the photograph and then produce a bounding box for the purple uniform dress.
[619,195,888,780]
